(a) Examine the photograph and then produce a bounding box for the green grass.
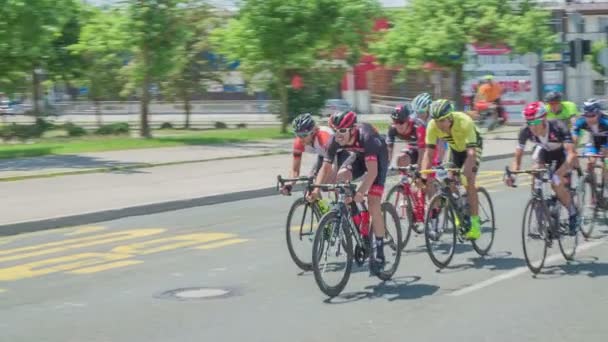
[0,127,292,160]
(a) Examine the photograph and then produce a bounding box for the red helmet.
[523,101,547,121]
[329,110,357,130]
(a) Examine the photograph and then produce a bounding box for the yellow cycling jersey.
[425,111,481,152]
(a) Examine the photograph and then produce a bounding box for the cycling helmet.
[411,93,432,113]
[544,91,562,103]
[429,99,454,120]
[292,113,316,134]
[329,110,357,130]
[582,98,602,116]
[390,104,412,122]
[523,101,547,121]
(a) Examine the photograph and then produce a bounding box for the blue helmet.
[582,98,602,116]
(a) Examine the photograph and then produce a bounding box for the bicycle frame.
[277,175,323,240]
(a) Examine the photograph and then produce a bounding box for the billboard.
[462,44,538,122]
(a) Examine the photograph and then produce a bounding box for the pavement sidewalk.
[0,126,520,234]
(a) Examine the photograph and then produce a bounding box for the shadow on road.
[323,276,439,304]
[440,251,526,273]
[539,256,608,278]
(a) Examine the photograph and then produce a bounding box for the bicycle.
[505,164,582,274]
[385,164,433,250]
[422,164,496,269]
[277,175,329,271]
[578,147,608,239]
[311,182,402,298]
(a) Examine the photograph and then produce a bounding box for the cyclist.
[572,98,608,175]
[504,101,578,235]
[544,91,578,129]
[280,113,336,213]
[308,110,389,273]
[474,75,506,124]
[386,104,424,168]
[420,99,483,240]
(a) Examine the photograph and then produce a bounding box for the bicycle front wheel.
[285,198,320,271]
[522,198,549,274]
[472,187,496,256]
[424,194,457,269]
[312,210,353,298]
[579,176,597,239]
[385,184,413,250]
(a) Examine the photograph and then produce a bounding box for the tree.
[126,0,188,138]
[70,7,130,127]
[373,0,556,109]
[162,1,223,129]
[0,0,78,114]
[212,0,381,133]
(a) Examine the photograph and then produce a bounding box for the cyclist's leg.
[368,148,389,265]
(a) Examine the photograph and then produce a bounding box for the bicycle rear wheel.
[285,198,320,271]
[424,194,457,269]
[559,190,580,261]
[312,211,353,298]
[522,198,549,274]
[376,202,402,281]
[472,187,496,256]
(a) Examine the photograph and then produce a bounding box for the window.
[577,17,586,33]
[594,80,605,96]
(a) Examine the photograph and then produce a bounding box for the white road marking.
[448,239,606,297]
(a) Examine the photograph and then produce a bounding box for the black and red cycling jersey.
[385,118,426,149]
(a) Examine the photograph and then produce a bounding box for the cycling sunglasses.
[583,111,598,117]
[336,127,351,134]
[436,113,453,122]
[527,118,543,126]
[295,130,313,138]
[393,119,407,125]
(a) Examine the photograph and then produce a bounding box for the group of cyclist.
[281,80,608,274]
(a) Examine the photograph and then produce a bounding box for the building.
[539,0,608,103]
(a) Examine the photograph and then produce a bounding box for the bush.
[236,123,247,129]
[0,123,45,141]
[160,122,173,129]
[214,121,228,129]
[95,122,130,135]
[64,122,87,137]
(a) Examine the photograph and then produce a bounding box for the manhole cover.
[156,287,234,301]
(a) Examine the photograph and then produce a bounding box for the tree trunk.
[183,88,191,129]
[94,98,103,128]
[140,46,151,138]
[277,71,289,133]
[32,69,41,116]
[453,64,464,111]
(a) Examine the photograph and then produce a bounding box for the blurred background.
[1,0,607,142]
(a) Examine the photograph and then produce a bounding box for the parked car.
[320,99,352,117]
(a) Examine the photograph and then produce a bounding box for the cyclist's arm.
[513,127,528,171]
[559,121,577,166]
[386,127,395,163]
[314,138,338,185]
[290,139,304,184]
[571,118,585,147]
[422,121,439,176]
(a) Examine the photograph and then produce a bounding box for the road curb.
[0,152,522,236]
[0,150,290,182]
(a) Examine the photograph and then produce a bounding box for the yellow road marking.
[290,224,318,232]
[0,252,130,281]
[0,288,5,293]
[195,238,248,250]
[64,226,106,236]
[0,231,250,281]
[0,229,165,263]
[69,260,143,274]
[111,233,235,256]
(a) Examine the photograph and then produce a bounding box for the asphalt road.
[1,157,607,342]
